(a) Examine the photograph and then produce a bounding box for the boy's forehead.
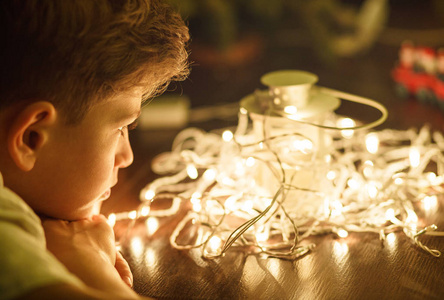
[108,88,144,104]
[94,89,143,122]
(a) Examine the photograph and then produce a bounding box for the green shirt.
[0,172,83,299]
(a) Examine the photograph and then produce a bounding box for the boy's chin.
[38,190,112,221]
[89,189,111,216]
[91,201,104,216]
[39,207,97,222]
[66,203,103,221]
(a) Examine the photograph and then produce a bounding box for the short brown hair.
[0,0,189,124]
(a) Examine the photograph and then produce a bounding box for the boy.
[0,0,189,299]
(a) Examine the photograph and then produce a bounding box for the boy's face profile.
[0,0,190,221]
[15,89,141,221]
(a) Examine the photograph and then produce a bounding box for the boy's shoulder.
[0,171,41,232]
[0,172,83,300]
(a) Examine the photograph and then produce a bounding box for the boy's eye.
[118,120,139,136]
[127,119,139,130]
[117,126,126,137]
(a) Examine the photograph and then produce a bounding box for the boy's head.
[0,0,189,220]
[0,0,189,124]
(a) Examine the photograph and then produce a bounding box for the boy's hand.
[116,250,134,287]
[42,215,136,297]
[43,214,116,266]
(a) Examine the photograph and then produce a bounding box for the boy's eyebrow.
[116,110,141,124]
[131,110,142,120]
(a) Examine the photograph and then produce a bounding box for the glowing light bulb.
[208,236,222,253]
[405,211,418,225]
[190,192,202,212]
[192,202,202,212]
[386,232,396,244]
[225,195,238,211]
[222,130,233,142]
[347,178,359,190]
[331,200,343,217]
[422,195,438,213]
[324,197,331,217]
[385,208,395,221]
[235,160,245,176]
[292,140,301,151]
[221,177,234,186]
[409,147,420,168]
[327,171,336,181]
[140,206,150,217]
[203,168,216,181]
[245,157,256,167]
[144,189,155,201]
[243,200,254,212]
[256,228,269,243]
[107,213,116,227]
[264,198,273,208]
[365,133,379,154]
[339,118,355,139]
[191,192,202,203]
[364,160,374,167]
[366,183,378,199]
[426,172,436,183]
[284,105,298,114]
[394,177,404,185]
[301,139,313,152]
[187,164,198,180]
[128,210,137,220]
[337,229,349,238]
[363,160,374,178]
[325,154,332,163]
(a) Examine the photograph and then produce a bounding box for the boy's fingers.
[92,214,107,222]
[115,251,133,288]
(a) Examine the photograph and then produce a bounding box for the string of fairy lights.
[108,79,444,260]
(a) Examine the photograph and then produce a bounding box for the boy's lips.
[98,181,117,201]
[99,189,111,201]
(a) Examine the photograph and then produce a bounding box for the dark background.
[165,0,444,130]
[104,0,444,212]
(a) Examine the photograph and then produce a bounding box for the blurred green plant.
[167,0,389,59]
[167,0,287,51]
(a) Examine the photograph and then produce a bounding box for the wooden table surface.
[102,3,444,298]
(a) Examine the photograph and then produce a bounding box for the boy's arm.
[42,215,141,299]
[16,282,136,300]
[16,282,157,299]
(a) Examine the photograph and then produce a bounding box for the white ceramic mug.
[261,70,318,109]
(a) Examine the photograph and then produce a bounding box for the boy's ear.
[7,101,57,171]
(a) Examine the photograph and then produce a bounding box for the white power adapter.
[138,94,190,129]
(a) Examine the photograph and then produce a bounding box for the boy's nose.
[115,133,134,169]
